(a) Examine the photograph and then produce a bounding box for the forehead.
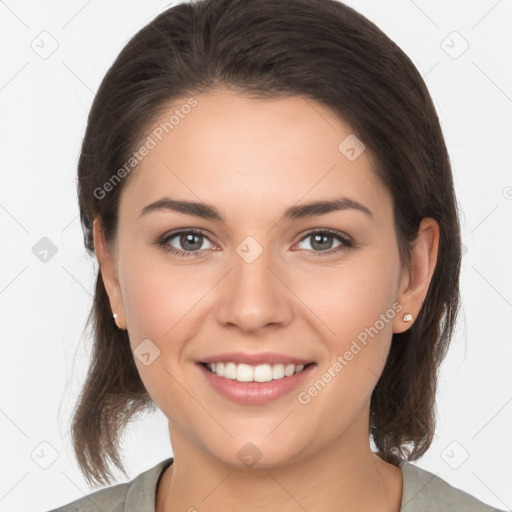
[120,89,390,223]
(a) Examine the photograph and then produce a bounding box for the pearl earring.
[113,312,123,330]
[403,313,413,322]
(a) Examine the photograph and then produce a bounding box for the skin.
[94,87,439,512]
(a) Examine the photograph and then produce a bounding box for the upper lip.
[199,352,314,366]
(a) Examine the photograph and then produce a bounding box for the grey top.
[48,457,506,512]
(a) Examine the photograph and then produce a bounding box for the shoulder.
[47,481,128,512]
[46,458,173,512]
[400,461,506,512]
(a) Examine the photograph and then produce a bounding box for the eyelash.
[156,228,354,258]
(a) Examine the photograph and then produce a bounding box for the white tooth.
[209,361,309,381]
[254,364,273,382]
[224,362,237,379]
[236,363,254,382]
[272,363,285,379]
[284,364,296,377]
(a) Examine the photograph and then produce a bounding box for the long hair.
[73,0,461,485]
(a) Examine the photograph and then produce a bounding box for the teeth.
[206,362,306,382]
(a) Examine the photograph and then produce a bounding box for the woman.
[49,0,505,510]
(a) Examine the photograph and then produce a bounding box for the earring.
[403,313,413,322]
[113,312,124,330]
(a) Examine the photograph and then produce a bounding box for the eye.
[294,229,353,256]
[156,228,353,258]
[157,229,215,257]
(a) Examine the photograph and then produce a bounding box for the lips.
[198,351,313,366]
[197,360,316,405]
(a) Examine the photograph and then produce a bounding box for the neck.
[156,415,403,512]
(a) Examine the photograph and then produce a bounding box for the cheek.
[117,256,199,415]
[294,249,401,396]
[119,250,214,343]
[297,253,400,346]
[117,252,220,410]
[290,268,400,442]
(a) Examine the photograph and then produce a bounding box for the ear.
[93,217,127,330]
[393,217,439,334]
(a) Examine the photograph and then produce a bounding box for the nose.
[215,242,294,333]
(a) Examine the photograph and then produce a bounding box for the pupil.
[182,233,201,250]
[312,233,332,251]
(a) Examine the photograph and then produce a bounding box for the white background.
[1,0,511,510]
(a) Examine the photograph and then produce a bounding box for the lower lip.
[197,363,316,405]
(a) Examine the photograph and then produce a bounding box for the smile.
[203,362,312,382]
[197,361,316,405]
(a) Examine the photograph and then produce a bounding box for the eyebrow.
[138,196,374,222]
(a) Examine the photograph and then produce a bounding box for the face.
[100,88,412,468]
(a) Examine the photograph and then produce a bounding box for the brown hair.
[73,0,461,485]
